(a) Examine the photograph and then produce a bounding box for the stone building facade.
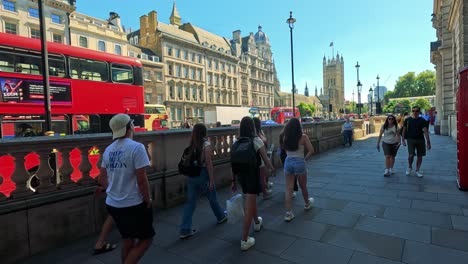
[134,3,278,126]
[0,1,128,56]
[127,44,165,105]
[68,11,128,56]
[431,0,466,139]
[0,0,75,43]
[322,54,345,117]
[231,26,277,120]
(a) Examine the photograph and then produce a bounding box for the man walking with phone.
[402,106,431,177]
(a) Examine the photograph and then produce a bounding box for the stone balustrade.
[0,121,344,264]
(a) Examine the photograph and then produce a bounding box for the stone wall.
[0,121,344,263]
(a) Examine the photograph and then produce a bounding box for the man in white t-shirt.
[99,114,154,263]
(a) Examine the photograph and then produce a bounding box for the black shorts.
[407,139,426,156]
[237,167,262,195]
[106,202,155,240]
[382,142,399,157]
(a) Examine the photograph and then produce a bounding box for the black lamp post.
[357,81,362,118]
[376,74,380,114]
[38,0,52,132]
[286,11,296,110]
[355,62,362,118]
[369,87,373,115]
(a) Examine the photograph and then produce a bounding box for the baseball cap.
[109,114,132,140]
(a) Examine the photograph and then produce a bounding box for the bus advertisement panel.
[1,77,71,104]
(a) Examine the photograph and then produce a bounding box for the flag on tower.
[329,42,334,47]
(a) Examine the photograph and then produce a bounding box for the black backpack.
[231,137,261,175]
[178,145,202,177]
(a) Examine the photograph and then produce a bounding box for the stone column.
[10,152,34,197]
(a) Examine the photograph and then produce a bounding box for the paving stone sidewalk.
[22,134,467,264]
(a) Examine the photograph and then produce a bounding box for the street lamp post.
[38,0,52,132]
[352,89,355,114]
[357,81,362,118]
[369,87,373,116]
[355,62,362,118]
[286,11,296,110]
[376,75,380,114]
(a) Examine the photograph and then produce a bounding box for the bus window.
[0,51,15,72]
[111,63,134,84]
[72,115,90,134]
[51,117,70,136]
[48,56,66,77]
[69,57,108,81]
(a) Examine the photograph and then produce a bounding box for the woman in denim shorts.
[282,118,315,222]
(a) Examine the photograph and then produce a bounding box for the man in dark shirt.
[402,106,431,177]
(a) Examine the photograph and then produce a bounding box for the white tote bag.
[226,193,244,224]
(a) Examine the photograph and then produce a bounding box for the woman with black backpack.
[231,116,274,251]
[179,123,227,239]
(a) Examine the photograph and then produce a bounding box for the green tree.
[383,90,394,104]
[393,72,417,97]
[346,102,357,113]
[297,103,316,116]
[389,70,435,99]
[412,98,432,111]
[383,99,412,114]
[297,103,309,117]
[308,104,316,115]
[415,70,436,95]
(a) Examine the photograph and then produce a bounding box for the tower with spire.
[323,52,345,117]
[169,1,181,26]
[304,82,309,97]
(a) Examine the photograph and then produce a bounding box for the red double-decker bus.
[271,107,300,124]
[0,33,145,196]
[0,32,145,138]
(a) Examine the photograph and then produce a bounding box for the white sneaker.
[267,181,274,188]
[304,197,314,210]
[384,169,389,177]
[416,171,423,178]
[284,211,295,222]
[292,191,297,198]
[389,168,394,174]
[406,168,412,176]
[241,237,255,251]
[254,217,263,232]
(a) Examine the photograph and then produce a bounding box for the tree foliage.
[383,99,412,114]
[345,102,368,115]
[297,102,316,117]
[389,70,435,98]
[412,98,432,111]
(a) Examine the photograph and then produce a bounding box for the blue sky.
[78,0,434,103]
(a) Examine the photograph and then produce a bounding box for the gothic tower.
[304,82,309,96]
[169,1,182,26]
[323,54,344,117]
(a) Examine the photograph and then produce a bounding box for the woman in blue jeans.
[179,124,227,239]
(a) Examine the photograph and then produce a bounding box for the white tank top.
[383,126,399,144]
[286,144,304,158]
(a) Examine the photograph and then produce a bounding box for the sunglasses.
[412,110,420,113]
[388,118,395,121]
